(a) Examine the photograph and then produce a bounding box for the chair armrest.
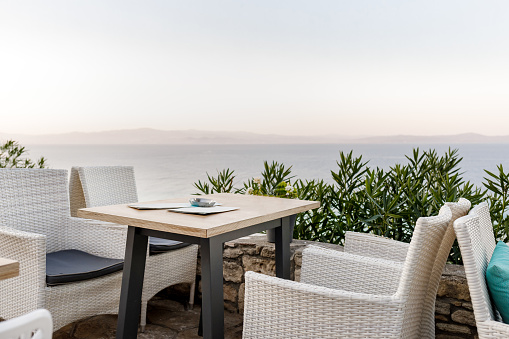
[301,245,403,295]
[243,271,404,339]
[344,231,409,262]
[65,217,127,259]
[0,226,46,319]
[477,320,509,337]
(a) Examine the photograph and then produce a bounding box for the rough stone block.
[238,283,245,315]
[436,335,467,339]
[260,247,275,258]
[436,323,471,334]
[437,276,471,301]
[224,301,237,313]
[462,302,473,311]
[241,245,260,256]
[294,252,302,267]
[255,246,265,255]
[435,314,449,322]
[223,283,239,303]
[294,267,301,282]
[435,299,451,315]
[451,309,476,327]
[242,256,276,276]
[223,261,244,283]
[224,247,244,259]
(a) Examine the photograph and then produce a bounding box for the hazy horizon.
[2,1,508,137]
[2,127,508,138]
[4,128,509,146]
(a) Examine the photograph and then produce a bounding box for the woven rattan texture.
[69,167,86,218]
[343,199,470,338]
[454,204,509,338]
[344,232,410,262]
[69,166,198,330]
[301,246,403,295]
[0,169,126,330]
[77,166,138,208]
[471,203,497,262]
[419,198,471,337]
[244,271,404,339]
[243,206,452,338]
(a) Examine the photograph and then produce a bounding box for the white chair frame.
[454,202,509,338]
[243,205,453,338]
[0,309,53,339]
[69,166,198,331]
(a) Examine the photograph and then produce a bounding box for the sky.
[1,0,508,137]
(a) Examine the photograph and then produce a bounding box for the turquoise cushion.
[486,241,509,323]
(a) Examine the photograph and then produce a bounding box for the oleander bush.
[0,140,46,168]
[193,148,509,264]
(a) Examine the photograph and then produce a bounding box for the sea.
[25,144,509,202]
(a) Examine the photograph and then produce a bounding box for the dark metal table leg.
[275,216,293,279]
[200,237,224,339]
[198,308,203,336]
[116,226,148,339]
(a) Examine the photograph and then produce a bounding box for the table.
[0,257,19,281]
[78,193,319,339]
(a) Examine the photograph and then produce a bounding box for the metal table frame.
[116,215,294,339]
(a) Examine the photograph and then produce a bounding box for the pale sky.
[1,1,508,137]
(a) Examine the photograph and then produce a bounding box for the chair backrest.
[420,198,471,336]
[0,169,70,253]
[0,308,53,339]
[396,205,452,337]
[469,202,497,262]
[69,166,138,216]
[69,167,87,218]
[454,206,499,324]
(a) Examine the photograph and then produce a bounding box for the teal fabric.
[486,241,509,323]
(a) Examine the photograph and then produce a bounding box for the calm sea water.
[26,144,509,202]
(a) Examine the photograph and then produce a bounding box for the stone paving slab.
[53,298,243,339]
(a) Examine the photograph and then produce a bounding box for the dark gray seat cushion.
[149,237,191,255]
[46,249,123,286]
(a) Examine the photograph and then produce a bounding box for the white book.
[128,203,191,210]
[167,206,238,215]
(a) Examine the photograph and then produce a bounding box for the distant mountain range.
[1,129,509,145]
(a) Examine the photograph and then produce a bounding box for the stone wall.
[196,233,478,339]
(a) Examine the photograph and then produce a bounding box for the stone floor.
[53,295,243,339]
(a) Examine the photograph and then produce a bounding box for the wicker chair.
[243,205,453,338]
[343,199,470,337]
[454,203,509,338]
[0,309,53,339]
[69,165,198,331]
[0,169,126,330]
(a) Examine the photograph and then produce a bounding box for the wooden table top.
[78,193,320,238]
[0,257,19,281]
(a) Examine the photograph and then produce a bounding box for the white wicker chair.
[243,205,452,338]
[0,309,53,339]
[0,169,126,330]
[343,199,471,337]
[454,203,509,338]
[69,166,198,332]
[344,231,410,262]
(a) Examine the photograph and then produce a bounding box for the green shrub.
[484,165,509,244]
[0,140,46,168]
[193,148,508,264]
